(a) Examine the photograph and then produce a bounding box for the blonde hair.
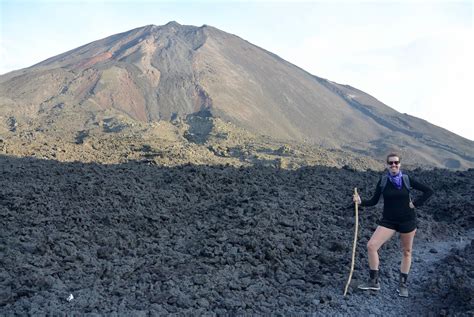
[386,153,401,163]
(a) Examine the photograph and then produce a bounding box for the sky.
[1,0,473,140]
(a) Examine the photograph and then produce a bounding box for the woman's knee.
[402,248,412,258]
[367,240,380,253]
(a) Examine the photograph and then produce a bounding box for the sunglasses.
[387,161,400,166]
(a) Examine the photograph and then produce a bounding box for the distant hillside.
[0,21,472,169]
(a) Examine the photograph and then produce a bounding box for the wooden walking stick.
[344,187,359,296]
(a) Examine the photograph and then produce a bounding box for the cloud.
[275,22,473,140]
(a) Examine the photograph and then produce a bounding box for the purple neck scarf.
[388,170,403,190]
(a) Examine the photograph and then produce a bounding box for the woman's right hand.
[353,194,361,205]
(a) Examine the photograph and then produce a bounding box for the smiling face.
[387,155,401,175]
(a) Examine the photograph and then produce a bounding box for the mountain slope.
[0,22,472,168]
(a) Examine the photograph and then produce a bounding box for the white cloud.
[275,21,473,140]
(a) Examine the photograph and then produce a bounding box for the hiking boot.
[358,269,380,291]
[358,269,381,290]
[358,278,381,290]
[398,273,409,297]
[397,282,408,297]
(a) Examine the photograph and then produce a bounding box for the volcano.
[0,21,472,168]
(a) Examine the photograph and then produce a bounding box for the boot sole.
[397,289,408,297]
[358,286,381,291]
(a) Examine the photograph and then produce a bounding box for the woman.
[353,153,433,297]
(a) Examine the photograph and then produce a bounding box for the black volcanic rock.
[0,155,472,315]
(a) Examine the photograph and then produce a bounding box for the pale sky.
[1,0,473,140]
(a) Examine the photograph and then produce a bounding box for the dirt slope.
[1,22,473,169]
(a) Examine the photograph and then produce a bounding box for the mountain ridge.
[0,22,472,169]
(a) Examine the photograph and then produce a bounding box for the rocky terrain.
[1,155,472,315]
[0,107,385,171]
[1,21,473,316]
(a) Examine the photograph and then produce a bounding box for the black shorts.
[378,218,417,233]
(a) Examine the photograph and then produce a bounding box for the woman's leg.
[367,226,396,270]
[400,229,416,273]
[359,226,396,290]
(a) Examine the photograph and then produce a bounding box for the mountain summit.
[1,22,472,168]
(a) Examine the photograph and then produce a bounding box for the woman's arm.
[360,179,382,207]
[410,178,434,207]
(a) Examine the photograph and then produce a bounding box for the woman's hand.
[353,193,361,205]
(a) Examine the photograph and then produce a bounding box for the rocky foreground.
[0,155,472,315]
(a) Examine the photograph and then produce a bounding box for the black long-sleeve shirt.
[361,176,433,222]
